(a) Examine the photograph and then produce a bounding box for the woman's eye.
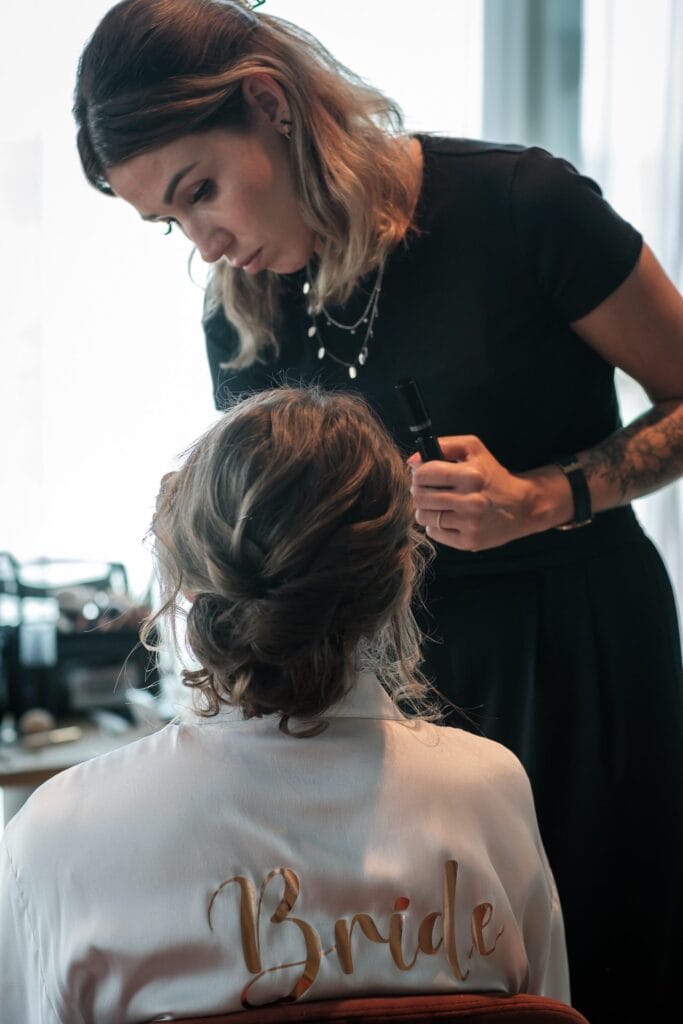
[155,181,212,236]
[191,179,214,204]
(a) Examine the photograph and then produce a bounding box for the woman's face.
[107,122,317,275]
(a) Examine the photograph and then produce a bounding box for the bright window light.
[0,1,483,595]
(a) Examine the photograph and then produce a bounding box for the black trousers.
[417,528,683,1023]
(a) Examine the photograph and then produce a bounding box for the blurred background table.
[0,718,158,826]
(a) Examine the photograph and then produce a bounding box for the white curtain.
[581,0,683,606]
[0,0,484,596]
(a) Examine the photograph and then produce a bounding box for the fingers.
[438,435,483,459]
[416,495,494,552]
[427,510,461,544]
[408,437,487,493]
[414,492,492,526]
[410,461,485,493]
[406,435,501,551]
[407,435,483,467]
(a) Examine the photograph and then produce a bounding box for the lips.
[235,248,262,272]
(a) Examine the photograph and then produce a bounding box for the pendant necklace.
[304,263,384,379]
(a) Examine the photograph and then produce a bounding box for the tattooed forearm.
[579,399,683,503]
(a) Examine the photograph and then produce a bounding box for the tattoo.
[580,400,683,502]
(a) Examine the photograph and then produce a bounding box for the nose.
[191,224,233,264]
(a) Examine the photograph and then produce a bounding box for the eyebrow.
[140,160,200,221]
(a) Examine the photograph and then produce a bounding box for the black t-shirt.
[204,137,643,569]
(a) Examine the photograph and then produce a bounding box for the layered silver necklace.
[304,263,384,379]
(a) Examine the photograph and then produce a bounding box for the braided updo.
[143,387,434,734]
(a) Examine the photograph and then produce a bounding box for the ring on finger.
[436,510,444,531]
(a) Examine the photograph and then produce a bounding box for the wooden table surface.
[0,721,157,788]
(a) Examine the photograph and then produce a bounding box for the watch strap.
[555,455,593,530]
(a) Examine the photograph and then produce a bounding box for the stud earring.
[280,118,292,140]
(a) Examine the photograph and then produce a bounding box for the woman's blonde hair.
[142,387,436,735]
[74,0,422,367]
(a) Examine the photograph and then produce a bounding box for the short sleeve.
[0,836,61,1023]
[510,147,643,322]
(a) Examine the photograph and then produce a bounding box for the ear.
[242,73,291,137]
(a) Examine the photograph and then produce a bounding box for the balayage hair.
[73,0,422,367]
[142,387,436,736]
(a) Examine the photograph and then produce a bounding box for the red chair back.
[162,992,589,1023]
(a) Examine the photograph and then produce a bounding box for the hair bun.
[148,388,432,729]
[190,591,234,637]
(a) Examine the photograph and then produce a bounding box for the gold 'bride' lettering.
[335,896,437,974]
[442,858,469,980]
[470,901,505,957]
[334,912,390,974]
[417,910,444,956]
[208,867,322,1008]
[208,860,504,1007]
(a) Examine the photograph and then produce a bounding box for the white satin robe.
[0,673,569,1022]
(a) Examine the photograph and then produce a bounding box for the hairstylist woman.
[73,2,683,1019]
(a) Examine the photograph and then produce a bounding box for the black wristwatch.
[555,455,593,530]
